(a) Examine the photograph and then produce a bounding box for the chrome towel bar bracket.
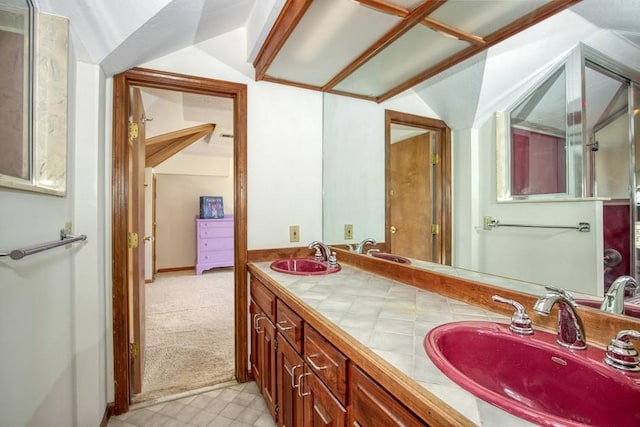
[1,229,87,260]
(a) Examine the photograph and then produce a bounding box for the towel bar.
[0,229,87,260]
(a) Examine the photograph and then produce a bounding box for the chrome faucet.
[534,292,587,350]
[601,275,638,315]
[308,240,331,262]
[354,238,376,254]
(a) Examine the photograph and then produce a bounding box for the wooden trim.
[378,0,581,102]
[253,0,314,81]
[260,74,324,92]
[145,123,214,146]
[111,72,130,414]
[322,0,446,91]
[247,246,315,262]
[111,67,249,414]
[156,266,195,273]
[99,403,115,427]
[385,110,452,266]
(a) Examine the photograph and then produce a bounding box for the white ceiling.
[27,0,640,149]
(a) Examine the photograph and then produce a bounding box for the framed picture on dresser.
[200,196,224,219]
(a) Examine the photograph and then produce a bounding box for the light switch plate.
[344,224,353,240]
[289,225,300,242]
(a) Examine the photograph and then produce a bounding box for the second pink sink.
[370,252,411,264]
[424,321,640,426]
[270,258,340,275]
[575,298,640,318]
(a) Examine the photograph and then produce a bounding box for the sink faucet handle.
[544,285,575,303]
[328,252,338,268]
[492,295,534,335]
[604,329,640,371]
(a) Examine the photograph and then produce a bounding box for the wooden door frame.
[384,110,451,265]
[112,67,249,414]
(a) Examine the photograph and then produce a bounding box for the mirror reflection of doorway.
[385,110,451,265]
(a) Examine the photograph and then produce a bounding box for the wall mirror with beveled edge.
[0,0,69,196]
[322,23,640,320]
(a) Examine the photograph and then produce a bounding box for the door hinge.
[431,224,439,235]
[431,153,440,165]
[130,342,139,359]
[129,122,138,140]
[128,232,139,249]
[274,403,279,418]
[274,336,278,352]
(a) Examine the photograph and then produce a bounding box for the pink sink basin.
[575,298,640,318]
[370,252,411,264]
[270,258,340,275]
[424,321,640,426]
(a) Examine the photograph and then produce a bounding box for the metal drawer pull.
[297,373,311,397]
[306,354,328,371]
[276,321,295,332]
[253,314,265,333]
[286,364,302,388]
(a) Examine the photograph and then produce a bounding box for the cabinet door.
[250,300,263,388]
[349,366,426,427]
[262,310,277,420]
[302,368,346,427]
[277,335,304,427]
[251,299,277,421]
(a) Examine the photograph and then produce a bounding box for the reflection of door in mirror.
[0,3,31,181]
[389,129,433,260]
[585,63,632,290]
[386,110,451,265]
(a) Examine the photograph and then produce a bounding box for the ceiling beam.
[145,123,215,167]
[322,0,447,92]
[377,0,582,102]
[253,0,314,81]
[357,0,485,46]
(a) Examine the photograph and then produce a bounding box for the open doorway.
[128,86,237,402]
[112,68,249,414]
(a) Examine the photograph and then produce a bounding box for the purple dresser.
[196,215,234,275]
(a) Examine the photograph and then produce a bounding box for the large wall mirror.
[323,37,640,321]
[0,0,69,196]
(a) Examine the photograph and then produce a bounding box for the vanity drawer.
[276,300,303,354]
[304,324,348,404]
[250,276,276,322]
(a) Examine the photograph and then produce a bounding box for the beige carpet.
[134,269,235,402]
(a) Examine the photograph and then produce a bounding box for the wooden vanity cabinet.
[349,365,426,427]
[250,272,426,426]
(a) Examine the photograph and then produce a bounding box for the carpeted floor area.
[133,268,235,403]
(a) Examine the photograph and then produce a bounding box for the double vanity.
[247,248,640,426]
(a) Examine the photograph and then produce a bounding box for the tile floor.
[107,381,275,427]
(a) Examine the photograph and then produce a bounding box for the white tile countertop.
[251,261,538,426]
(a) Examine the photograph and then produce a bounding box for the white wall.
[0,52,108,427]
[142,46,324,249]
[155,168,234,270]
